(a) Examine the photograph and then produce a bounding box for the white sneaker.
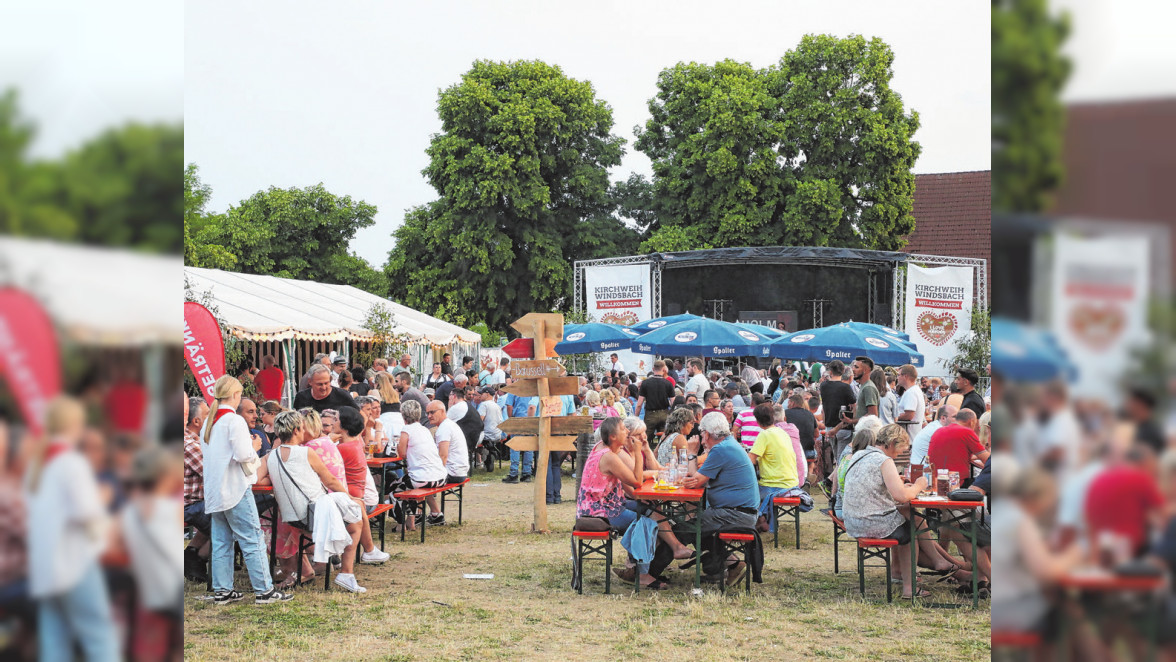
[361,548,390,564]
[333,573,367,593]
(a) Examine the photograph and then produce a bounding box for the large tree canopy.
[188,179,385,294]
[992,0,1070,212]
[386,59,632,330]
[0,89,181,252]
[634,34,921,251]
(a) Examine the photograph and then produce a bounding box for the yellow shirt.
[749,426,798,489]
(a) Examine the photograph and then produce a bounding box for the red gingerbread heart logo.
[917,311,957,346]
[1068,302,1124,350]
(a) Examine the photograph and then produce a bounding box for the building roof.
[1052,99,1176,224]
[903,171,992,266]
[184,267,480,346]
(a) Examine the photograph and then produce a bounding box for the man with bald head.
[927,408,989,484]
[910,405,955,466]
[236,397,269,456]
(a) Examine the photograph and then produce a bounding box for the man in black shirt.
[956,368,986,419]
[441,353,453,377]
[784,393,818,456]
[818,360,856,458]
[1127,387,1165,453]
[293,364,359,413]
[636,359,676,435]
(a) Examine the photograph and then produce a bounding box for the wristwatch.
[686,454,698,461]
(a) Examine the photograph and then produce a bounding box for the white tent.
[184,267,481,403]
[0,236,180,345]
[184,267,480,345]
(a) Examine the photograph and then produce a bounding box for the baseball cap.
[332,355,347,365]
[424,388,435,396]
[479,386,496,395]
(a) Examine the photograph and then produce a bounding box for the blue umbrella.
[843,321,913,344]
[634,318,771,358]
[992,317,1077,382]
[555,323,639,355]
[736,322,786,340]
[629,313,704,335]
[768,323,925,367]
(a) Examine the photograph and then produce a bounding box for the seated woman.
[396,400,448,527]
[842,424,964,599]
[993,465,1083,654]
[772,404,807,487]
[375,373,404,454]
[576,417,667,589]
[262,408,350,587]
[655,407,698,467]
[257,411,368,593]
[833,427,875,520]
[335,407,391,564]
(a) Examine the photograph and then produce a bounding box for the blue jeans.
[37,562,118,662]
[210,491,273,594]
[546,452,562,500]
[509,450,533,477]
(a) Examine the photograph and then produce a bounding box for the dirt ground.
[184,464,991,661]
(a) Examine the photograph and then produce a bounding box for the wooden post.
[503,313,590,533]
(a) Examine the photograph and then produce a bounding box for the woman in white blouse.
[25,396,118,661]
[200,375,292,605]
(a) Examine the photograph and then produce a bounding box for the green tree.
[184,163,236,269]
[386,59,626,330]
[992,0,1071,212]
[0,89,76,239]
[199,182,386,294]
[61,122,184,253]
[944,307,991,376]
[634,35,921,251]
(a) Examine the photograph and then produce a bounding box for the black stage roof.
[650,246,910,270]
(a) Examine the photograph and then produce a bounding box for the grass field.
[184,465,991,661]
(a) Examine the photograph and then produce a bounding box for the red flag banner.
[184,301,225,404]
[0,288,62,435]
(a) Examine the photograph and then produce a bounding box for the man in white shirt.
[1037,381,1082,474]
[424,401,469,526]
[910,405,956,466]
[609,353,625,377]
[684,358,710,399]
[491,358,508,385]
[895,364,926,440]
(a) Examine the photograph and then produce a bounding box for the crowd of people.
[566,355,992,597]
[993,375,1176,659]
[0,390,183,662]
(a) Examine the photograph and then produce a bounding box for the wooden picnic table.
[908,496,985,609]
[1057,568,1164,662]
[367,455,404,495]
[632,479,706,589]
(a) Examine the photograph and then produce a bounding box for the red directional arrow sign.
[502,338,534,359]
[502,337,559,360]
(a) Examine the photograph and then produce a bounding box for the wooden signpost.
[503,313,592,533]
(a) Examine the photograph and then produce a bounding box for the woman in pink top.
[773,405,807,486]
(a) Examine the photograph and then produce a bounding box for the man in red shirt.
[927,409,989,482]
[1085,444,1164,556]
[254,355,285,403]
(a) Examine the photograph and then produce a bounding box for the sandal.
[903,589,933,599]
[274,574,298,591]
[922,563,960,577]
[640,579,670,591]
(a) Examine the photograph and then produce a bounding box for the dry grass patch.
[186,468,990,661]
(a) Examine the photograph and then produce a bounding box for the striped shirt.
[735,409,761,447]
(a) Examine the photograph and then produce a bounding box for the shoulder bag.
[273,447,318,532]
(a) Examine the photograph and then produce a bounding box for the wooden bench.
[571,530,613,595]
[397,479,470,543]
[991,631,1042,652]
[822,509,854,574]
[355,503,395,562]
[856,538,898,603]
[771,496,802,550]
[717,532,756,594]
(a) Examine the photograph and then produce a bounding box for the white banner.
[1051,234,1149,399]
[584,263,654,376]
[905,264,975,375]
